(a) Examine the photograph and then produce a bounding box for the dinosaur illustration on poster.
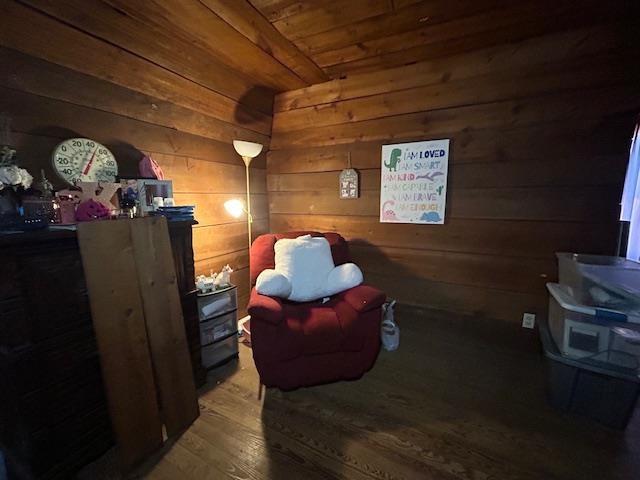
[384,148,402,172]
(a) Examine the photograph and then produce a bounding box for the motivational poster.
[380,139,449,224]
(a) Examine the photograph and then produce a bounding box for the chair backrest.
[250,231,351,285]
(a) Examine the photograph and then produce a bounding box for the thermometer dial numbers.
[52,138,118,184]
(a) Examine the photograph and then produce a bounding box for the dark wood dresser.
[0,221,204,479]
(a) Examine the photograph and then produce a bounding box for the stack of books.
[150,205,195,221]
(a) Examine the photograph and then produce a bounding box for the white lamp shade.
[233,140,263,159]
[224,199,245,218]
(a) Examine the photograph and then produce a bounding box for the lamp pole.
[243,156,253,252]
[232,140,262,345]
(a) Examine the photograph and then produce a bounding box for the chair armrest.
[337,284,386,313]
[248,288,284,325]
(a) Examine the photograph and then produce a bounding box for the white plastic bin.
[556,252,640,307]
[547,283,640,371]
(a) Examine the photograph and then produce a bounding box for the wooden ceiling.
[249,0,637,79]
[13,0,324,108]
[11,0,638,107]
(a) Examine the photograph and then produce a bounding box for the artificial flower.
[0,165,33,190]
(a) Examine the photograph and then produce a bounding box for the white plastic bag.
[381,300,399,351]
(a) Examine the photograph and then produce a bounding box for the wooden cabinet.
[0,221,203,479]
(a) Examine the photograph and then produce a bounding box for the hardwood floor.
[118,307,640,479]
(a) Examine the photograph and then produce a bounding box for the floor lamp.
[225,140,263,335]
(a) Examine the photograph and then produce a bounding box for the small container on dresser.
[197,285,239,369]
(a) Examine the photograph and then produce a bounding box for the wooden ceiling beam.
[1,1,273,135]
[313,1,568,68]
[201,0,328,85]
[102,0,309,92]
[319,0,632,77]
[18,0,275,114]
[248,0,330,23]
[252,0,638,82]
[293,0,508,56]
[270,0,394,41]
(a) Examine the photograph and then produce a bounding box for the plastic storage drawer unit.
[197,285,239,369]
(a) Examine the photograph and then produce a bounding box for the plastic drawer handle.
[595,308,627,322]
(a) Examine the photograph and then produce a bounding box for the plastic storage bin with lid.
[556,252,640,308]
[547,283,640,372]
[538,311,640,429]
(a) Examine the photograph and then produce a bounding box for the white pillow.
[255,270,291,298]
[255,234,363,302]
[275,234,335,302]
[325,263,363,297]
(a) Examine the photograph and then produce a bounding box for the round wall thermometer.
[52,138,118,184]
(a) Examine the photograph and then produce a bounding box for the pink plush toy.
[75,199,110,222]
[139,154,164,179]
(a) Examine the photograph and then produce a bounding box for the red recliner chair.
[247,231,386,390]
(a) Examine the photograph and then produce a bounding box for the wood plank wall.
[269,23,640,322]
[0,1,271,313]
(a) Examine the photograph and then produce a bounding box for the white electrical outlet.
[522,313,536,329]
